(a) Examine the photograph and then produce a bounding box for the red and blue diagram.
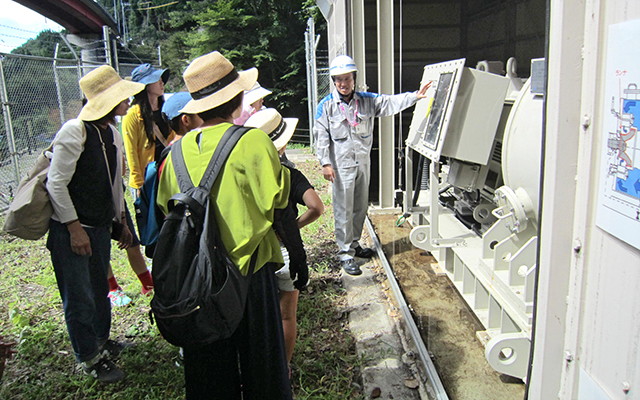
[611,90,640,200]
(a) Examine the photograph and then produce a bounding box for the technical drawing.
[597,72,640,250]
[605,83,640,207]
[608,84,640,202]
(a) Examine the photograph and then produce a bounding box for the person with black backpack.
[155,51,294,399]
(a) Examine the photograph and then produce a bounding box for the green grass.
[0,159,364,399]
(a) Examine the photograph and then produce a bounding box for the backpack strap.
[170,125,252,207]
[198,125,252,192]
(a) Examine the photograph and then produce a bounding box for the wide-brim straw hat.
[78,65,145,121]
[243,82,272,107]
[245,108,298,152]
[180,51,257,115]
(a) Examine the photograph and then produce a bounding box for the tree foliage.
[8,1,325,131]
[11,30,71,59]
[101,0,322,128]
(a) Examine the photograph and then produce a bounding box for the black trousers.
[183,263,292,400]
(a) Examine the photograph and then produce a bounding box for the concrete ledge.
[342,261,421,399]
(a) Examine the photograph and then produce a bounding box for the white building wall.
[528,0,584,398]
[535,1,640,399]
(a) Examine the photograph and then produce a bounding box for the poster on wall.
[596,18,640,251]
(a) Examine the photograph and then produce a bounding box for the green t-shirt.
[157,123,290,275]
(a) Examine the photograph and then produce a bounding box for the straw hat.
[245,108,298,152]
[243,82,272,107]
[180,51,258,114]
[78,65,145,121]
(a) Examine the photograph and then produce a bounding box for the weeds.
[0,159,363,399]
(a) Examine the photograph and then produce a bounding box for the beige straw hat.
[245,108,298,152]
[78,65,145,121]
[180,51,258,114]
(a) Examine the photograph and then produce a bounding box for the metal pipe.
[306,17,318,150]
[365,216,449,400]
[53,43,65,126]
[103,26,112,67]
[430,160,440,248]
[113,39,120,74]
[377,0,395,207]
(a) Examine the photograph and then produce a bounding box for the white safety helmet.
[330,55,358,76]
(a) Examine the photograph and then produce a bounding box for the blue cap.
[131,63,169,85]
[162,92,193,120]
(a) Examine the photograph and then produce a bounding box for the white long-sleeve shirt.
[46,119,124,225]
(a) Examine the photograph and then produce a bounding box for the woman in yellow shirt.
[122,64,175,196]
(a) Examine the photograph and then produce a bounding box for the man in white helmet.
[314,55,430,275]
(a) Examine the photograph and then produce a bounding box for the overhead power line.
[0,32,32,40]
[0,23,39,34]
[137,1,178,11]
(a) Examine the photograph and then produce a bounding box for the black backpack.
[150,125,255,347]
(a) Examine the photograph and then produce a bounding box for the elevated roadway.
[12,0,118,35]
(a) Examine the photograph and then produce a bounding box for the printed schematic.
[597,19,640,250]
[597,77,640,250]
[607,84,640,209]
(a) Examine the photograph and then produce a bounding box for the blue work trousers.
[47,219,112,363]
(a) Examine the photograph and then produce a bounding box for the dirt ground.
[370,213,525,400]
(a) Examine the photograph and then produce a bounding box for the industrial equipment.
[405,57,544,380]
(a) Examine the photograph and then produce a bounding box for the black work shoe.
[340,259,362,276]
[82,357,125,383]
[354,245,375,259]
[100,339,135,360]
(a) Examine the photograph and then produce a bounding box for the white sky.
[0,0,63,52]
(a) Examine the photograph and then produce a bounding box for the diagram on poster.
[596,19,640,250]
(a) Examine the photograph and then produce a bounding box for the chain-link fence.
[0,33,159,211]
[0,54,89,210]
[316,49,332,103]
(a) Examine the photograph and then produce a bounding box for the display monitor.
[422,71,456,149]
[407,58,510,165]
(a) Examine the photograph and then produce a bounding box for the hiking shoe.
[354,245,375,259]
[340,259,362,276]
[108,288,131,307]
[141,285,154,296]
[100,339,135,360]
[82,357,124,383]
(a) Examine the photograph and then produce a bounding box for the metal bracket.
[410,225,467,251]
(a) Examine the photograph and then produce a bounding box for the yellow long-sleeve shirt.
[122,104,175,189]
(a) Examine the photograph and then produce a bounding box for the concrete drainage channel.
[339,216,448,400]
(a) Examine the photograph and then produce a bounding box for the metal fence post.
[53,43,66,126]
[305,21,314,149]
[113,38,120,74]
[0,56,21,190]
[103,26,113,67]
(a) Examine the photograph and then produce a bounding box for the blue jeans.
[47,219,112,363]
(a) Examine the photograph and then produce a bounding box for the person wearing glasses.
[314,55,431,276]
